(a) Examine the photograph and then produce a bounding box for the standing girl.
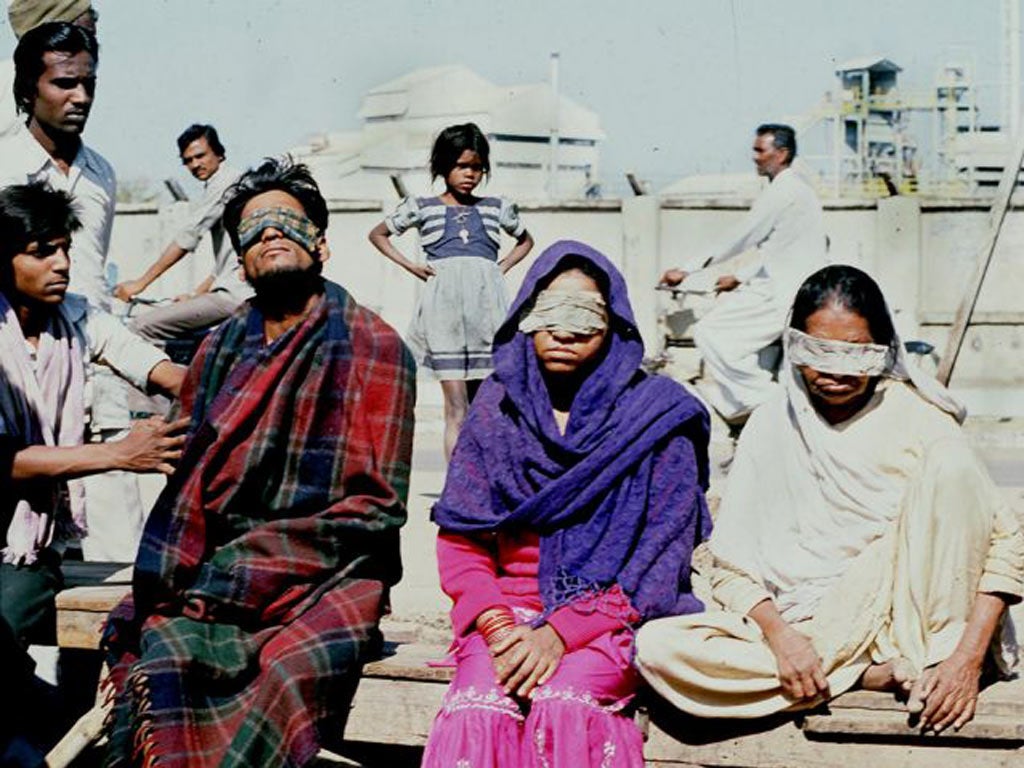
[369,123,533,459]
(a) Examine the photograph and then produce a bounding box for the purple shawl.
[433,240,711,621]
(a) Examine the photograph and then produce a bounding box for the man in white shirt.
[1,19,112,309]
[661,123,828,423]
[1,22,151,561]
[114,124,253,339]
[0,0,97,139]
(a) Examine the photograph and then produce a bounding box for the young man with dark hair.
[660,122,828,424]
[0,181,185,761]
[0,0,97,138]
[3,20,111,309]
[103,158,416,768]
[114,123,253,340]
[175,122,225,158]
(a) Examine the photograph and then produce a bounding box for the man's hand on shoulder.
[110,416,190,474]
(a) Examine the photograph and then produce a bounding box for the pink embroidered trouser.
[421,624,645,767]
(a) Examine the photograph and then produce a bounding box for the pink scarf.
[0,293,88,564]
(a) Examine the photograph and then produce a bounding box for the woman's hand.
[914,651,982,732]
[764,622,830,701]
[749,598,830,701]
[408,263,436,282]
[911,591,1008,732]
[489,624,565,699]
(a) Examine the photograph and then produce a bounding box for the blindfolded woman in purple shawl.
[423,240,712,768]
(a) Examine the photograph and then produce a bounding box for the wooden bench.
[56,561,133,649]
[55,574,1024,767]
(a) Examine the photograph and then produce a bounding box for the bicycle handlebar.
[654,283,714,296]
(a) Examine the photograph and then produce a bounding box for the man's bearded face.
[237,191,324,297]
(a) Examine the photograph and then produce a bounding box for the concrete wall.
[916,203,1024,414]
[109,195,1024,416]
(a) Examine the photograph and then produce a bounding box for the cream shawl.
[710,317,966,621]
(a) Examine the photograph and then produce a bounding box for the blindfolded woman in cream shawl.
[636,265,1023,733]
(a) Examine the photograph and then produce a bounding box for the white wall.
[109,196,1024,416]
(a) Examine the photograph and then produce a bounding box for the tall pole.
[548,52,560,201]
[1004,0,1021,134]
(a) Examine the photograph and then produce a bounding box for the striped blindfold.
[237,207,321,253]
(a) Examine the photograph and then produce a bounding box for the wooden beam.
[936,123,1024,385]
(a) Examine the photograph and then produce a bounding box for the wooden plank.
[54,563,133,648]
[827,677,1024,718]
[937,125,1024,385]
[643,714,1024,767]
[804,707,1024,741]
[56,604,114,649]
[46,623,1024,765]
[362,643,453,682]
[643,691,1024,767]
[56,584,131,611]
[343,677,447,747]
[55,584,131,649]
[645,735,1023,767]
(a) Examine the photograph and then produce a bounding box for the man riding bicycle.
[661,123,827,423]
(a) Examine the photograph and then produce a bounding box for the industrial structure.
[662,0,1023,201]
[290,57,605,202]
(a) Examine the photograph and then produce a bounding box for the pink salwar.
[423,531,645,767]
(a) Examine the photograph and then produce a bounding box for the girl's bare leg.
[441,380,470,461]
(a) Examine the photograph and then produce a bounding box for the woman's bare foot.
[906,665,936,714]
[860,657,917,694]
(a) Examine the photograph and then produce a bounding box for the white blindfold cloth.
[784,328,894,377]
[519,288,608,336]
[782,314,965,423]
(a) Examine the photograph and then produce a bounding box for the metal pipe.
[548,52,560,200]
[1004,0,1021,134]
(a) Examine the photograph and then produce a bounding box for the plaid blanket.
[102,281,415,768]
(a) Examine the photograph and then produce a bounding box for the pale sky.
[0,0,1005,197]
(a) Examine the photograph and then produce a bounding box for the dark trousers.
[0,548,63,646]
[0,549,64,755]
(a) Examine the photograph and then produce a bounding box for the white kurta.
[686,168,827,420]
